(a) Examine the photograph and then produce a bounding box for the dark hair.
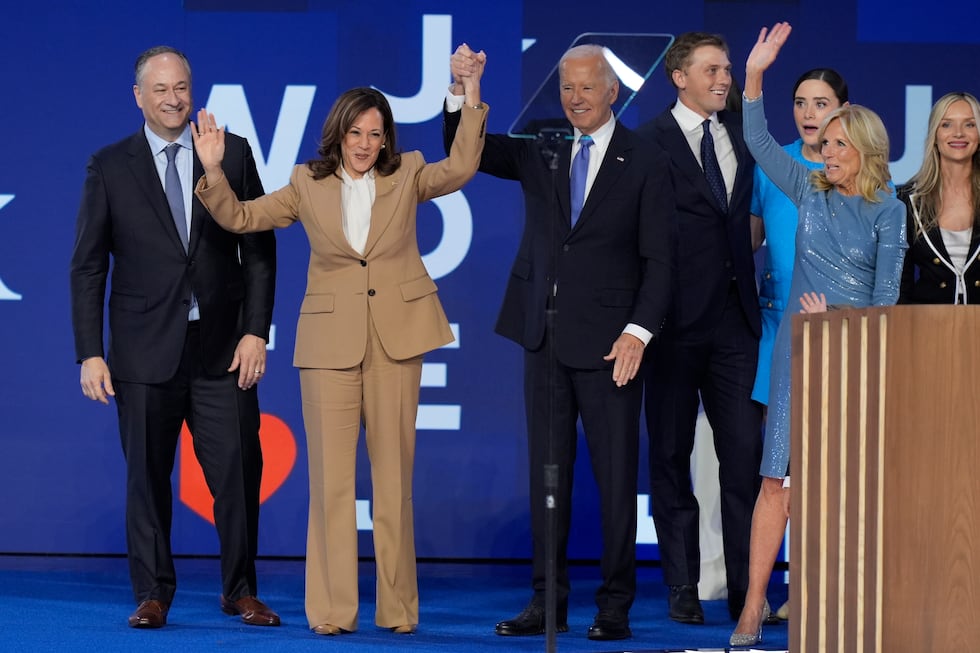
[792,68,849,104]
[135,46,191,87]
[663,32,729,88]
[307,87,401,180]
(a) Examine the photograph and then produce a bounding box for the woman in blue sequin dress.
[750,69,849,405]
[729,23,907,647]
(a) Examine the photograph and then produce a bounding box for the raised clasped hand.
[450,42,487,93]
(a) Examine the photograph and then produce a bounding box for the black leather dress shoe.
[494,600,568,636]
[668,584,704,624]
[587,610,631,641]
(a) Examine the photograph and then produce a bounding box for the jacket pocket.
[511,257,531,280]
[109,292,147,313]
[299,293,335,314]
[599,288,636,307]
[400,275,438,302]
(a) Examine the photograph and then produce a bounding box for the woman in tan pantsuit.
[191,47,487,635]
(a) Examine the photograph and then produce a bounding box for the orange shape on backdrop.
[178,413,297,524]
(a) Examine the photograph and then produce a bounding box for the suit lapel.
[189,148,206,255]
[125,131,187,254]
[574,123,630,229]
[362,168,403,256]
[308,174,360,256]
[720,110,750,209]
[660,111,727,217]
[554,140,573,230]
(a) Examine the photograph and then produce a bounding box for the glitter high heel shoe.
[728,600,770,647]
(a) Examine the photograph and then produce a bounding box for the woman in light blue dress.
[730,23,907,647]
[748,65,850,625]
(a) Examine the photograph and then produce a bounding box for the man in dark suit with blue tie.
[444,44,674,641]
[70,46,279,629]
[637,32,762,625]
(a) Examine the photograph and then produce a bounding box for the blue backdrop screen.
[0,0,971,559]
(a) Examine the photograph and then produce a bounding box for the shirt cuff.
[623,323,653,346]
[445,88,466,113]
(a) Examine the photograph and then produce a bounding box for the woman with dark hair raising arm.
[730,22,906,646]
[191,46,488,637]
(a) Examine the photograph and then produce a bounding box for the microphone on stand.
[535,123,570,653]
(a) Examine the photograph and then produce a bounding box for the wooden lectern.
[790,305,980,652]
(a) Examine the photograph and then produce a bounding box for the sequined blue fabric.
[743,95,907,478]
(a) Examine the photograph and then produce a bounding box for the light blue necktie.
[570,135,593,227]
[165,143,189,251]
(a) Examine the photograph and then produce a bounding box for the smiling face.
[340,108,385,178]
[559,54,619,135]
[673,45,731,118]
[821,118,861,194]
[133,53,192,142]
[935,99,979,165]
[793,79,845,159]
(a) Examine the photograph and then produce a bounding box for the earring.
[381,144,386,149]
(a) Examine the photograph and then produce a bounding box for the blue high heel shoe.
[728,600,770,647]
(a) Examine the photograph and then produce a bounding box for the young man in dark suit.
[444,44,674,641]
[637,32,762,625]
[70,46,279,629]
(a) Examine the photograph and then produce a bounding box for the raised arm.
[744,22,792,100]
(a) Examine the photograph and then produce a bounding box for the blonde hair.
[810,104,892,202]
[904,92,980,237]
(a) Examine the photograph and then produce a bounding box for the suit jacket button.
[563,244,570,252]
[368,289,376,296]
[360,260,367,267]
[939,282,947,289]
[975,280,980,287]
[933,257,941,264]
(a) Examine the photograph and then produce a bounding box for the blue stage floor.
[0,555,788,652]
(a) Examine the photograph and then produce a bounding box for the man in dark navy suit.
[445,43,674,641]
[70,46,279,629]
[637,32,762,625]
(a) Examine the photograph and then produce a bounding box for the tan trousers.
[300,320,422,631]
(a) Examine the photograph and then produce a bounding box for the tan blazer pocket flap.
[400,275,438,302]
[300,293,335,314]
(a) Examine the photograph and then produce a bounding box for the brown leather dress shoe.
[128,599,168,628]
[220,595,281,626]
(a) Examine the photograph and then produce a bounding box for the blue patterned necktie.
[570,135,593,227]
[700,119,728,213]
[165,143,189,251]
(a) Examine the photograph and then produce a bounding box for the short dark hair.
[663,32,729,88]
[307,87,401,180]
[792,68,849,105]
[134,46,191,87]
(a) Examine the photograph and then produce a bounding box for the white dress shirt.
[670,100,737,204]
[340,166,376,255]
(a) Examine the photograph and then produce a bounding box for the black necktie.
[701,119,728,212]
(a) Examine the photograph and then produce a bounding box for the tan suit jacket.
[197,103,488,369]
